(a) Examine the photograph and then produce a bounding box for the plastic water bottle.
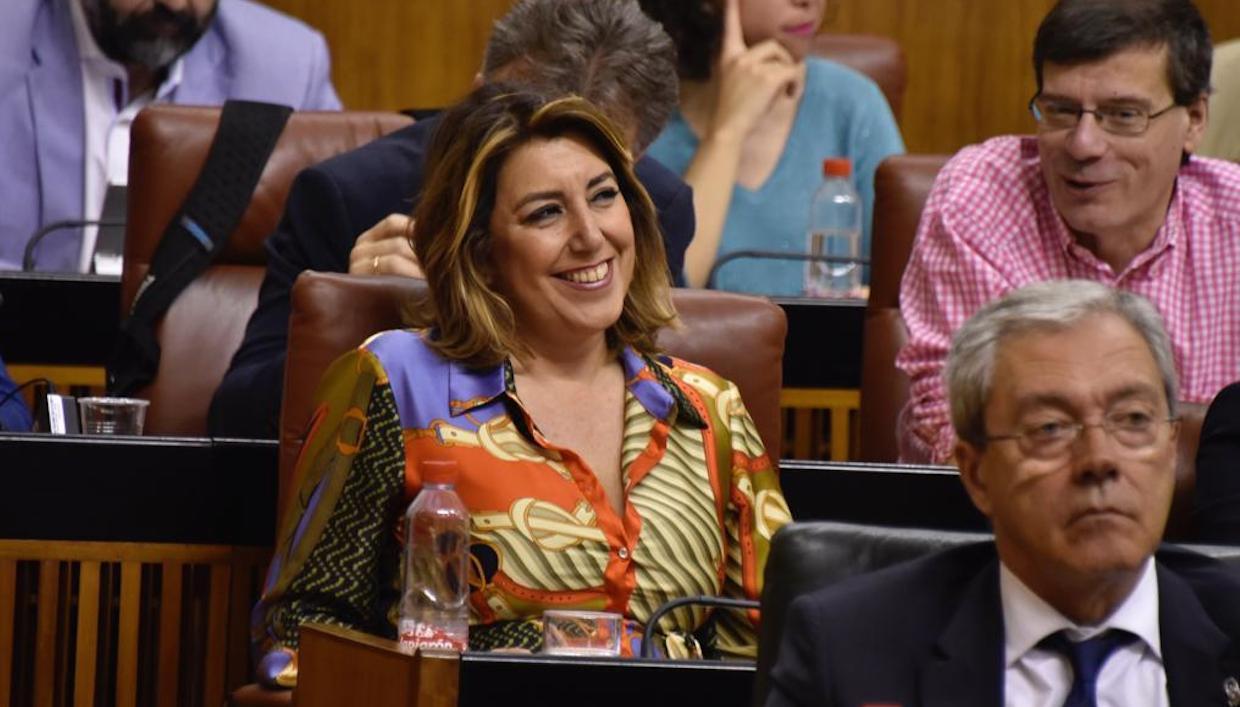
[805,157,863,298]
[398,460,470,654]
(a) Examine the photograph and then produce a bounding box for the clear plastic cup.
[78,397,150,435]
[542,610,622,656]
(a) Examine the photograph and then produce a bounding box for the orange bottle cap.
[421,459,459,486]
[822,158,852,178]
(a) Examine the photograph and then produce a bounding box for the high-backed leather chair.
[854,154,1205,539]
[227,273,788,706]
[122,105,412,436]
[1170,410,1206,540]
[857,155,947,463]
[277,271,788,512]
[752,520,1240,707]
[812,34,906,119]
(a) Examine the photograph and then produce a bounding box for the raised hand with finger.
[668,0,809,287]
[708,0,803,144]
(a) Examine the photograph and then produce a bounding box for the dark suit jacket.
[208,116,695,438]
[1195,381,1240,544]
[766,542,1240,707]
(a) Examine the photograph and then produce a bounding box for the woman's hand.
[347,213,425,278]
[679,0,803,287]
[707,0,801,143]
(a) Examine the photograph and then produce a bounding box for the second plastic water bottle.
[806,157,863,298]
[398,460,470,654]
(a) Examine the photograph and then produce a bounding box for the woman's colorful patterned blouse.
[254,329,790,668]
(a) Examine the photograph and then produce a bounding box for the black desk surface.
[772,296,863,389]
[0,433,276,545]
[0,272,120,365]
[459,652,754,707]
[2,432,987,547]
[0,273,863,387]
[780,459,989,532]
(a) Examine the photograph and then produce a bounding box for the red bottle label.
[398,620,466,654]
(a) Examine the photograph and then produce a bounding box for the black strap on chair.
[108,100,293,395]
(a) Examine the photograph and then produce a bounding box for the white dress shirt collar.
[1000,557,1162,667]
[68,0,185,272]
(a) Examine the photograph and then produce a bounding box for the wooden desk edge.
[297,623,460,707]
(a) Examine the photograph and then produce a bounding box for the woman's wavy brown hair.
[406,85,678,367]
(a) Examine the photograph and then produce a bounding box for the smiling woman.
[488,136,636,351]
[406,87,673,368]
[251,86,791,688]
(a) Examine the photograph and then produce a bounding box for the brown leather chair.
[1169,408,1205,541]
[228,273,788,706]
[853,154,1204,539]
[276,271,788,512]
[857,155,948,463]
[122,105,413,436]
[812,34,906,119]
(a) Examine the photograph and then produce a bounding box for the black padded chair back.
[752,521,1240,707]
[1182,543,1240,566]
[753,521,987,707]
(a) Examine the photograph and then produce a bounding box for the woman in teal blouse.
[639,0,905,295]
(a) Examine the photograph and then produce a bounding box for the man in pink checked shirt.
[897,0,1240,464]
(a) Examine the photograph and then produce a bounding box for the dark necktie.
[1038,629,1140,707]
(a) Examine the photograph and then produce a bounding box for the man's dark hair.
[1034,0,1212,106]
[482,0,678,153]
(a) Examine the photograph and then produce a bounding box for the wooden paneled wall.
[261,0,513,112]
[262,0,1240,154]
[825,0,1240,153]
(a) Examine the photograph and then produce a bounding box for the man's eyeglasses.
[1028,95,1180,136]
[985,411,1179,460]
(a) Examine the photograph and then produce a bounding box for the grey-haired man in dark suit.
[767,280,1240,707]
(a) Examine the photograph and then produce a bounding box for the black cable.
[0,377,53,410]
[639,595,760,658]
[22,220,125,271]
[705,250,870,290]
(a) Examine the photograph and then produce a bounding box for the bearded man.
[0,0,342,272]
